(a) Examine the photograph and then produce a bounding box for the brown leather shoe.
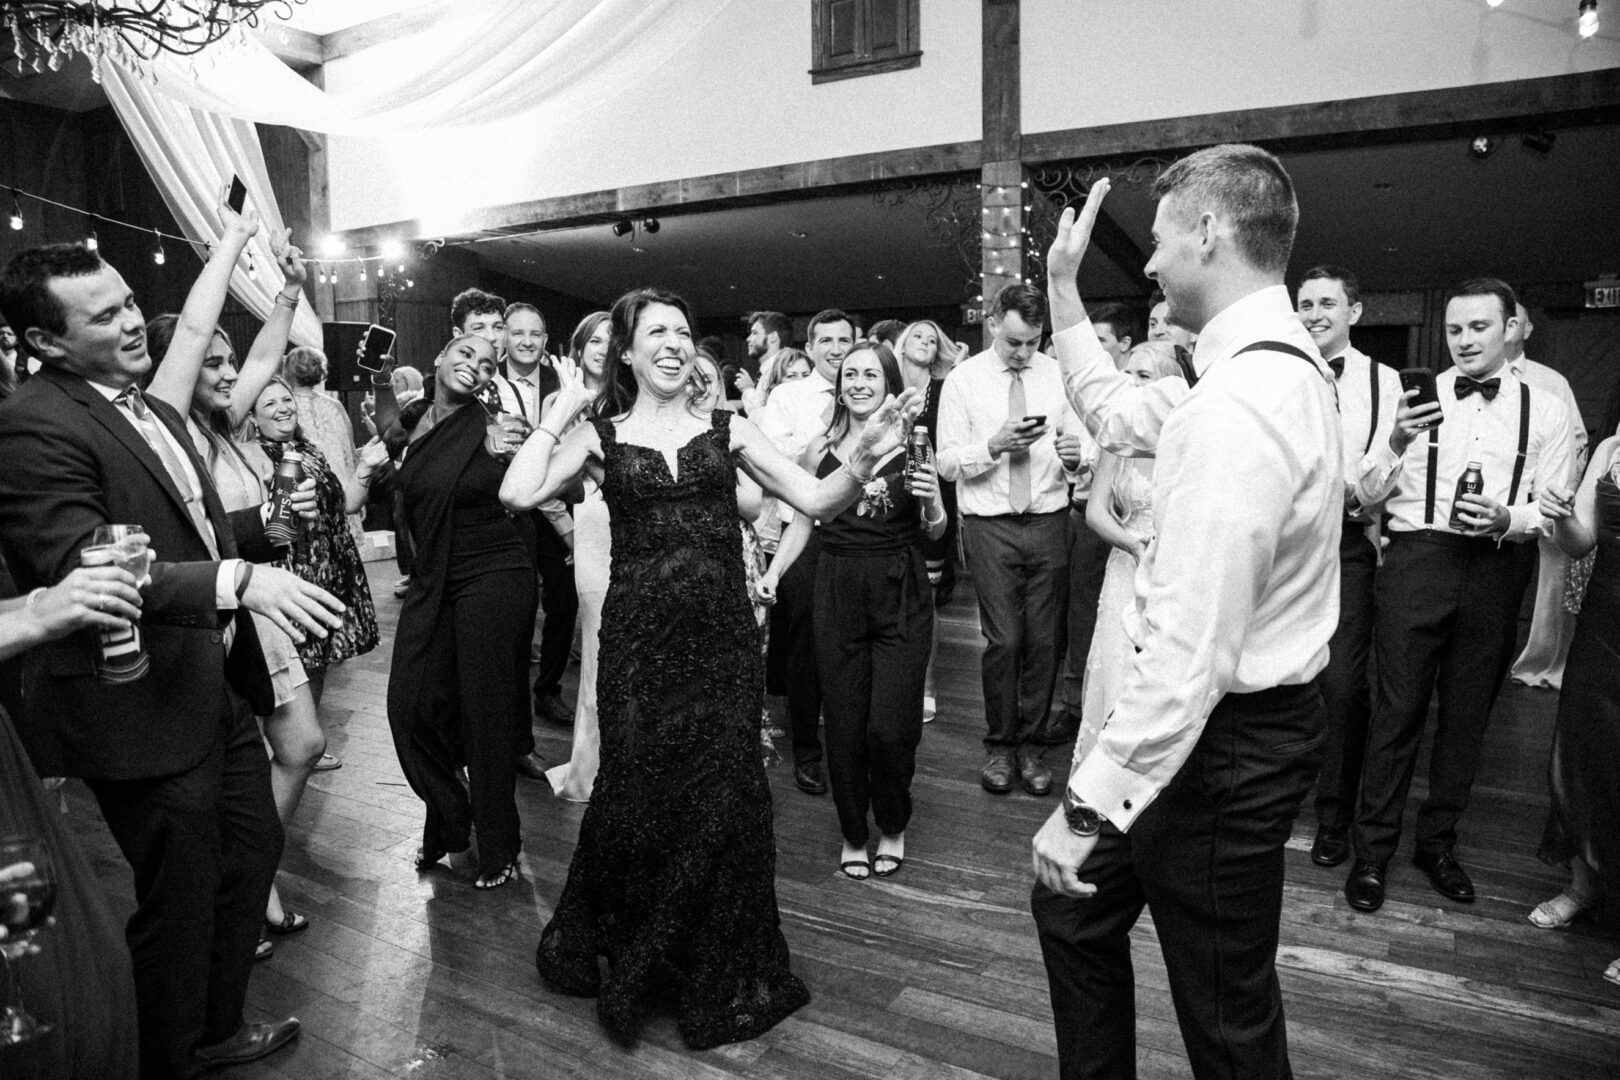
[980,753,1013,794]
[194,1018,300,1070]
[1017,748,1053,796]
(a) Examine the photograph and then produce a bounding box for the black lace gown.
[536,410,809,1049]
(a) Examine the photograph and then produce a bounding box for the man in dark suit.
[0,243,345,1079]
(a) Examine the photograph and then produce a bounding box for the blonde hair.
[1126,341,1184,382]
[896,320,962,380]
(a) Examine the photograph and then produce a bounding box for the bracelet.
[841,460,875,485]
[234,562,254,601]
[25,587,46,613]
[536,425,563,443]
[924,506,946,527]
[274,291,300,309]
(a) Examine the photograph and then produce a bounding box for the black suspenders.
[1422,380,1531,525]
[1365,356,1380,455]
[1231,340,1319,367]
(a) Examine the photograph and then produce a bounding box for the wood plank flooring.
[58,562,1620,1078]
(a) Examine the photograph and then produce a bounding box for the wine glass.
[91,524,152,586]
[0,835,58,1046]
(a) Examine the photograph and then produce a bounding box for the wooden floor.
[62,562,1620,1079]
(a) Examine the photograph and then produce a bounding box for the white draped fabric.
[99,0,732,345]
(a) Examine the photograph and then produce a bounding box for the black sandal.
[474,859,519,890]
[873,854,904,878]
[254,932,274,962]
[839,858,871,881]
[264,910,310,935]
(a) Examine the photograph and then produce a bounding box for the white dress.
[545,479,611,801]
[1075,454,1156,768]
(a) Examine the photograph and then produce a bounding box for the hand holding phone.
[227,175,247,214]
[1392,368,1444,455]
[357,325,396,374]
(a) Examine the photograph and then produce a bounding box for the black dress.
[1539,468,1620,903]
[387,405,537,876]
[535,410,809,1049]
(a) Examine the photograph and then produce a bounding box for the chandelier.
[2,1,306,75]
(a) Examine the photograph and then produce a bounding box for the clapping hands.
[854,386,925,463]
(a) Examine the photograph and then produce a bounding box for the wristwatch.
[1062,786,1104,837]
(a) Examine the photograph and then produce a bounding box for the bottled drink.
[907,425,934,483]
[265,450,305,546]
[79,543,149,683]
[1449,460,1484,531]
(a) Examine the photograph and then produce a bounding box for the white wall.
[1023,0,1620,135]
[324,0,983,232]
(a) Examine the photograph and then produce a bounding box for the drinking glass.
[0,835,57,1046]
[91,525,152,585]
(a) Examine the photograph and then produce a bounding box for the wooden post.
[980,0,1024,343]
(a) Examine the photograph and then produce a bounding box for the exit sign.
[1587,277,1620,309]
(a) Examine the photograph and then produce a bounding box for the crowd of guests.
[0,141,1616,1079]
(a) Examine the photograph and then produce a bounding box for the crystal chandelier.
[2,1,306,75]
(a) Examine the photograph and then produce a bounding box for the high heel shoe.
[474,859,519,890]
[1528,890,1593,929]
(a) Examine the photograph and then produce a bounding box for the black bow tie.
[1454,376,1501,401]
[1327,356,1344,378]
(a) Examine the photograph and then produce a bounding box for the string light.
[1486,0,1505,7]
[1579,0,1599,37]
[8,190,22,231]
[86,228,98,251]
[152,229,165,266]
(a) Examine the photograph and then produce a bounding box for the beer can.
[265,450,305,546]
[79,543,150,684]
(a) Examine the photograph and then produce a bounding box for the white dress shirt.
[1511,355,1587,455]
[1053,285,1343,830]
[1357,365,1574,540]
[935,349,1080,517]
[90,380,241,612]
[756,368,836,462]
[492,367,541,426]
[1323,344,1402,522]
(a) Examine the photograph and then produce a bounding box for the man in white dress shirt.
[1505,302,1587,689]
[758,308,850,795]
[1294,265,1403,870]
[937,284,1085,798]
[1345,279,1573,913]
[1030,144,1341,1080]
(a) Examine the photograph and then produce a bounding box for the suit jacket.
[0,365,277,780]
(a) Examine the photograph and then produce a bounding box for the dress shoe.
[514,751,547,781]
[194,1018,300,1070]
[1413,849,1475,903]
[980,753,1013,794]
[1344,860,1386,912]
[1017,748,1053,796]
[1310,826,1350,868]
[534,691,573,726]
[793,760,828,795]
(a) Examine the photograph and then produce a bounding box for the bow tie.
[1327,356,1344,379]
[1454,376,1501,401]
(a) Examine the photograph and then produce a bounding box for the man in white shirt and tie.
[937,284,1085,798]
[758,309,848,795]
[1030,144,1341,1080]
[1505,302,1587,689]
[1346,278,1573,913]
[1294,265,1403,870]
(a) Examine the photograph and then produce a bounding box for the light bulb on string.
[8,190,22,231]
[86,229,98,251]
[359,264,367,281]
[1579,0,1599,37]
[152,230,165,266]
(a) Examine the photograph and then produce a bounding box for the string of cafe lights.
[1484,0,1600,38]
[5,184,415,287]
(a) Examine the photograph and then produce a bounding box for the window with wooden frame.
[810,0,921,84]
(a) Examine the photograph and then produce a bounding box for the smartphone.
[226,175,247,214]
[1023,414,1047,427]
[1398,368,1442,425]
[358,324,396,373]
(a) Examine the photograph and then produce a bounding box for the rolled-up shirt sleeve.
[1053,321,1186,458]
[1068,389,1295,831]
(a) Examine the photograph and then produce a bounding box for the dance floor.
[63,561,1620,1079]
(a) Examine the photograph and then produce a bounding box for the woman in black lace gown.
[501,288,919,1049]
[1530,433,1620,988]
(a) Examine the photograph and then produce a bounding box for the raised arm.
[225,228,310,428]
[144,202,259,415]
[1047,182,1186,456]
[500,356,600,511]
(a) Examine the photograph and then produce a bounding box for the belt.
[1387,528,1503,552]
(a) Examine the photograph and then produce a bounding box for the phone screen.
[1398,368,1442,425]
[227,175,247,214]
[1023,415,1047,427]
[359,325,396,372]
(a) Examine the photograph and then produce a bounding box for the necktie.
[117,387,220,559]
[1007,368,1031,514]
[1327,356,1345,379]
[1454,376,1501,401]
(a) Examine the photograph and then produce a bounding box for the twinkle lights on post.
[978,165,1028,327]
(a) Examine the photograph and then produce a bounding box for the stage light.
[642,217,660,234]
[1579,0,1599,37]
[611,219,634,238]
[1469,135,1498,158]
[320,235,346,258]
[1522,130,1557,154]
